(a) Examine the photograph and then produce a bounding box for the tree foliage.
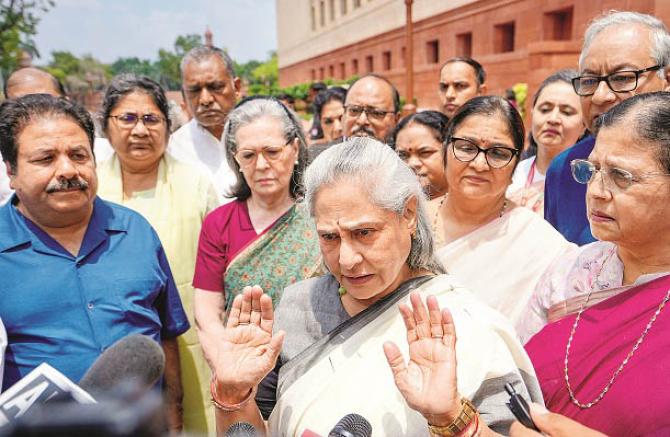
[0,0,53,73]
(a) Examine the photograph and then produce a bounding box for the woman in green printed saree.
[193,97,320,368]
[208,138,542,436]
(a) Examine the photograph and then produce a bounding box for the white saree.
[267,274,542,436]
[437,207,575,325]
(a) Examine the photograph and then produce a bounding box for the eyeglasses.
[343,105,395,122]
[571,159,670,190]
[571,65,662,96]
[449,137,519,169]
[234,138,294,168]
[109,113,165,130]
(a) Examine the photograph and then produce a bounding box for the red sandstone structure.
[276,0,670,113]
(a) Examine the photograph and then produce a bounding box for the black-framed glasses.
[449,137,519,169]
[571,159,670,190]
[109,113,165,130]
[234,137,294,168]
[571,65,662,96]
[344,105,395,122]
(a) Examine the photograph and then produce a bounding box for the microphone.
[225,421,258,437]
[328,413,372,437]
[78,334,165,396]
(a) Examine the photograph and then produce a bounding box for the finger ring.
[238,322,250,325]
[432,333,443,338]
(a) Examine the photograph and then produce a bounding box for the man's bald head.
[4,68,66,100]
[343,74,400,142]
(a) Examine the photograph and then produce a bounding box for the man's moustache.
[351,127,376,138]
[46,178,89,193]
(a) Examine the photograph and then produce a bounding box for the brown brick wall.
[279,0,665,115]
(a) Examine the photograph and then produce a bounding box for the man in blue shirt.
[0,94,189,429]
[544,11,670,245]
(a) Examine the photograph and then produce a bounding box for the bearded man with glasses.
[544,11,670,246]
[342,74,400,144]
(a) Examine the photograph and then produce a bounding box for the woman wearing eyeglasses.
[96,74,219,434]
[192,97,321,367]
[515,92,670,435]
[435,96,573,325]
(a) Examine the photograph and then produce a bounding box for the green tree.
[0,0,54,74]
[247,51,278,95]
[155,33,202,90]
[110,57,157,78]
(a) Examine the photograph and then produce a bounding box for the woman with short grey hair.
[208,137,542,436]
[192,96,320,372]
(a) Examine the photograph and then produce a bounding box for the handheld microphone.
[78,334,165,397]
[225,421,258,437]
[328,413,372,437]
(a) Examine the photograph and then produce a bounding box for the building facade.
[277,0,670,111]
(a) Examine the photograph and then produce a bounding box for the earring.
[295,159,299,165]
[239,168,243,172]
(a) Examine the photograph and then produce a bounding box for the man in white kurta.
[167,45,240,203]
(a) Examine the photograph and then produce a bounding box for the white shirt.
[0,318,6,391]
[167,119,236,204]
[508,156,546,194]
[94,137,115,163]
[0,159,12,206]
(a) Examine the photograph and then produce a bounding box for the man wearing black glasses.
[342,74,400,144]
[544,11,670,245]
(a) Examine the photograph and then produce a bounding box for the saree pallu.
[437,207,574,325]
[224,203,321,309]
[268,275,543,436]
[525,274,670,436]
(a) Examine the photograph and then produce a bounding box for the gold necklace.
[564,248,670,408]
[437,195,508,231]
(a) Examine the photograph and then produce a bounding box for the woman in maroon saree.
[516,93,670,436]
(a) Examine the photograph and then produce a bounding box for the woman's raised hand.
[212,285,285,403]
[383,293,462,426]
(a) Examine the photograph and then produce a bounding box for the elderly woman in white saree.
[209,138,542,436]
[435,96,574,325]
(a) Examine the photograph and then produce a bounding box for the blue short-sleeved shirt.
[0,196,190,391]
[544,136,597,246]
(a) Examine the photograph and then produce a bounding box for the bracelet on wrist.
[427,398,479,437]
[210,376,256,413]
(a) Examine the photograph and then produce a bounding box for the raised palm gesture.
[212,285,285,402]
[383,292,462,425]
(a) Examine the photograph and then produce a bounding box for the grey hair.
[304,137,446,274]
[580,11,670,79]
[223,97,308,201]
[180,45,236,78]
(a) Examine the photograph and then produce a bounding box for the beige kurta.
[98,153,219,435]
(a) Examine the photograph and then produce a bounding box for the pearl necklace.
[564,248,670,409]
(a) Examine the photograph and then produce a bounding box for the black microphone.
[225,421,258,437]
[78,334,165,397]
[328,413,372,437]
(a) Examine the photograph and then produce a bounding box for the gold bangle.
[210,376,256,412]
[427,398,479,437]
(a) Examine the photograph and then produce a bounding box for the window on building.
[340,62,346,78]
[311,69,316,81]
[340,0,347,15]
[319,0,325,26]
[494,22,515,53]
[354,0,361,8]
[329,65,335,77]
[456,32,472,57]
[311,5,316,31]
[352,59,359,74]
[543,7,573,41]
[365,55,374,72]
[401,46,406,67]
[319,67,325,80]
[426,40,439,64]
[382,51,392,71]
[329,0,336,20]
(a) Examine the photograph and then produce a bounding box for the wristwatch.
[427,398,479,437]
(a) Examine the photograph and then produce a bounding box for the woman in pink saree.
[516,93,670,435]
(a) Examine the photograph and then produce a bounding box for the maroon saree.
[525,274,670,436]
